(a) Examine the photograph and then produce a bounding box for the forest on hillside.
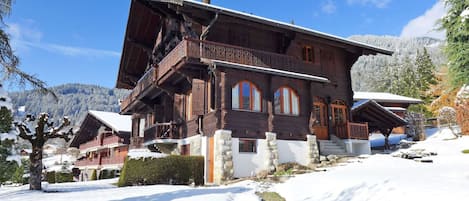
[9,84,129,125]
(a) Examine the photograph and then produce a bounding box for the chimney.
[202,0,210,4]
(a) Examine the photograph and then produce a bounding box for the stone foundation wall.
[213,130,233,184]
[265,132,279,172]
[306,135,320,167]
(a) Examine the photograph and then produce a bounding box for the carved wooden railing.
[102,135,124,146]
[120,67,157,112]
[100,155,126,165]
[143,122,180,142]
[74,158,100,166]
[79,139,102,150]
[335,122,369,140]
[121,38,318,112]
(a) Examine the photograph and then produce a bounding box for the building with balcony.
[115,0,396,184]
[70,110,131,181]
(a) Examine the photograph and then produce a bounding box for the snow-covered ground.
[1,127,468,201]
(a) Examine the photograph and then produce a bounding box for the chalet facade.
[116,0,392,184]
[70,110,131,181]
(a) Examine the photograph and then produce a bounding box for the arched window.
[274,87,299,115]
[232,81,261,112]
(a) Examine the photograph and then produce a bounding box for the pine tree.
[0,83,17,183]
[440,0,469,87]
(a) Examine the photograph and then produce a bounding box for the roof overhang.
[210,60,330,83]
[352,99,407,132]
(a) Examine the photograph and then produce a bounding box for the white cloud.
[6,21,120,58]
[322,0,337,14]
[400,1,446,40]
[347,0,391,8]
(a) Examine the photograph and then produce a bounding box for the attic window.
[302,46,315,63]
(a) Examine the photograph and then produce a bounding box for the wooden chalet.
[116,0,393,184]
[70,110,131,181]
[353,92,423,134]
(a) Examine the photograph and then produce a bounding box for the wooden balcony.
[335,122,369,140]
[74,158,100,167]
[120,38,319,113]
[144,122,180,143]
[79,139,101,150]
[102,135,124,146]
[100,155,126,165]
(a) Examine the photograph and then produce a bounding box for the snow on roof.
[88,110,131,133]
[43,154,76,167]
[352,99,407,123]
[384,107,407,112]
[354,92,423,104]
[127,149,168,160]
[161,0,392,55]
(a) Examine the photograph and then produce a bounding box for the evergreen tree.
[0,83,17,183]
[440,0,469,87]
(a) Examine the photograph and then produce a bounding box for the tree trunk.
[29,145,43,190]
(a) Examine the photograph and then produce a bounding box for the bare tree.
[15,114,73,190]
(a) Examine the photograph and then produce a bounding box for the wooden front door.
[208,136,214,183]
[313,98,329,140]
[331,100,348,138]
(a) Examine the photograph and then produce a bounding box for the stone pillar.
[213,130,233,184]
[190,135,202,155]
[306,134,320,167]
[265,132,279,172]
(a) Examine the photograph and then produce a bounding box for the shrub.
[99,169,117,179]
[46,171,56,183]
[46,171,73,183]
[55,172,73,183]
[90,169,97,181]
[118,155,204,187]
[462,149,469,154]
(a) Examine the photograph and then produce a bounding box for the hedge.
[118,155,204,187]
[99,169,117,179]
[46,171,73,183]
[90,169,97,181]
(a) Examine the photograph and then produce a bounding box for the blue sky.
[5,0,445,90]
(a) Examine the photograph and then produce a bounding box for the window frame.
[302,45,315,63]
[232,80,262,112]
[274,86,300,116]
[331,100,347,126]
[238,138,257,153]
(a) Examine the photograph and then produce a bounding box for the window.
[185,91,192,120]
[274,87,299,115]
[209,75,215,111]
[138,118,145,138]
[313,97,327,126]
[232,81,261,112]
[331,100,347,126]
[239,139,256,153]
[302,46,315,63]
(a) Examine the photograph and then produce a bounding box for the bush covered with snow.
[117,155,204,187]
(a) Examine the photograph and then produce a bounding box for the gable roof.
[116,0,393,89]
[354,92,423,104]
[88,110,131,133]
[352,99,407,132]
[176,0,392,55]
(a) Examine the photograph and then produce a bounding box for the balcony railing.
[121,38,319,112]
[100,155,126,165]
[102,135,124,146]
[79,139,101,150]
[144,122,180,142]
[74,158,100,167]
[335,122,369,140]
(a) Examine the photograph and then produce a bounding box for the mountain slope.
[349,35,446,91]
[9,84,130,125]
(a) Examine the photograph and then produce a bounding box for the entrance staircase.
[318,140,348,156]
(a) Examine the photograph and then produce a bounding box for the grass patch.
[256,192,286,201]
[462,149,469,154]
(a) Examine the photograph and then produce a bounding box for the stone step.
[318,140,348,156]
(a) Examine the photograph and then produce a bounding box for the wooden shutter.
[192,79,205,116]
